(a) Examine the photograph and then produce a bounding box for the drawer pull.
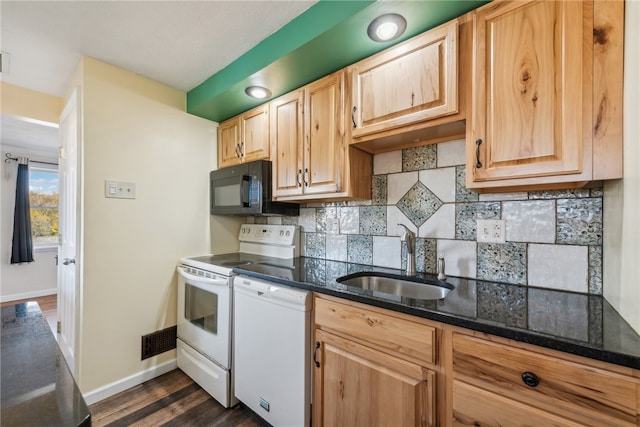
[521,371,540,387]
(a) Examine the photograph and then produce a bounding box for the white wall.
[1,147,59,301]
[604,0,640,333]
[74,57,221,394]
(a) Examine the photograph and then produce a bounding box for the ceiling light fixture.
[367,13,407,42]
[245,86,272,99]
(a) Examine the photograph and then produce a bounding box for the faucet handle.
[397,223,415,237]
[437,252,446,281]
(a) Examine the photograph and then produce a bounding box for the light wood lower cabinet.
[312,295,640,426]
[313,295,439,427]
[448,329,640,427]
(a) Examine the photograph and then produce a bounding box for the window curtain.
[11,158,34,264]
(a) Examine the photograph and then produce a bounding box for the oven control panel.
[238,224,299,246]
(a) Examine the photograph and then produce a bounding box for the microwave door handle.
[241,175,251,207]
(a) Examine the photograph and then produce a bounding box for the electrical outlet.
[477,219,506,243]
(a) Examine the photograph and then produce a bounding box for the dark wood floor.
[89,369,269,427]
[2,295,267,426]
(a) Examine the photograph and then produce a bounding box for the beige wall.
[604,0,640,333]
[1,82,63,123]
[76,57,219,392]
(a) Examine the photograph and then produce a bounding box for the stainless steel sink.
[336,272,453,301]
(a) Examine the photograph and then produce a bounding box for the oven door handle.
[177,267,229,287]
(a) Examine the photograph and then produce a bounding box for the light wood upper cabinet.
[271,70,372,202]
[467,0,624,190]
[217,104,269,169]
[350,19,462,153]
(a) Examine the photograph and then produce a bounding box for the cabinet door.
[468,0,588,185]
[271,90,304,198]
[240,104,269,163]
[351,20,458,139]
[304,72,345,195]
[217,117,241,168]
[313,329,435,427]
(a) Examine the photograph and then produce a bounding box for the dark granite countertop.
[233,256,640,370]
[1,302,91,427]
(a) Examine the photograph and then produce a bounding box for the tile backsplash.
[255,139,604,295]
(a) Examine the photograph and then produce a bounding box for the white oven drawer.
[177,339,237,408]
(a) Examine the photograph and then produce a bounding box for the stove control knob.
[285,231,291,237]
[280,230,284,236]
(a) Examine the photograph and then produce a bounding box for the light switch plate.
[477,219,506,243]
[105,180,136,199]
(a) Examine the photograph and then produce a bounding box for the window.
[29,168,59,246]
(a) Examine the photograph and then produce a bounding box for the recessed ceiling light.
[245,86,272,99]
[367,13,407,42]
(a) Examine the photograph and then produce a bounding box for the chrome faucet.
[437,252,446,281]
[398,224,416,276]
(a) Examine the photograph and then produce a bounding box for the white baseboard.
[83,359,177,405]
[0,288,57,303]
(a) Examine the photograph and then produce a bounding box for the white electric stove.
[176,224,299,408]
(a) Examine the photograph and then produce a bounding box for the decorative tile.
[528,244,588,292]
[266,217,282,225]
[437,138,466,168]
[373,236,401,269]
[347,263,374,275]
[397,181,443,227]
[316,207,337,233]
[359,206,387,235]
[402,145,436,171]
[386,206,415,237]
[280,216,299,226]
[477,282,527,329]
[479,192,528,202]
[528,288,589,342]
[388,171,418,204]
[588,246,603,295]
[326,234,348,262]
[371,175,387,205]
[305,233,326,259]
[415,238,437,274]
[503,200,555,243]
[303,258,326,285]
[437,239,477,278]
[325,260,348,284]
[455,165,479,202]
[477,242,527,285]
[347,235,373,265]
[529,189,590,199]
[374,150,402,175]
[299,232,307,257]
[590,187,604,198]
[253,217,268,224]
[455,202,501,241]
[338,207,359,234]
[419,204,455,239]
[419,167,456,203]
[556,198,603,245]
[298,208,316,232]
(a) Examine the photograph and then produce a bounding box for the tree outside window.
[29,168,59,246]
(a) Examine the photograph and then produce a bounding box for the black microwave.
[210,160,299,216]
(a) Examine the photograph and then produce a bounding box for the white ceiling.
[0,0,317,153]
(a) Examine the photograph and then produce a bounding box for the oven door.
[177,266,231,369]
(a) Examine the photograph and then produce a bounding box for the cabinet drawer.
[314,297,436,365]
[452,332,639,426]
[452,380,580,427]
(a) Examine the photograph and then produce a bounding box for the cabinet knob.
[521,371,540,387]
